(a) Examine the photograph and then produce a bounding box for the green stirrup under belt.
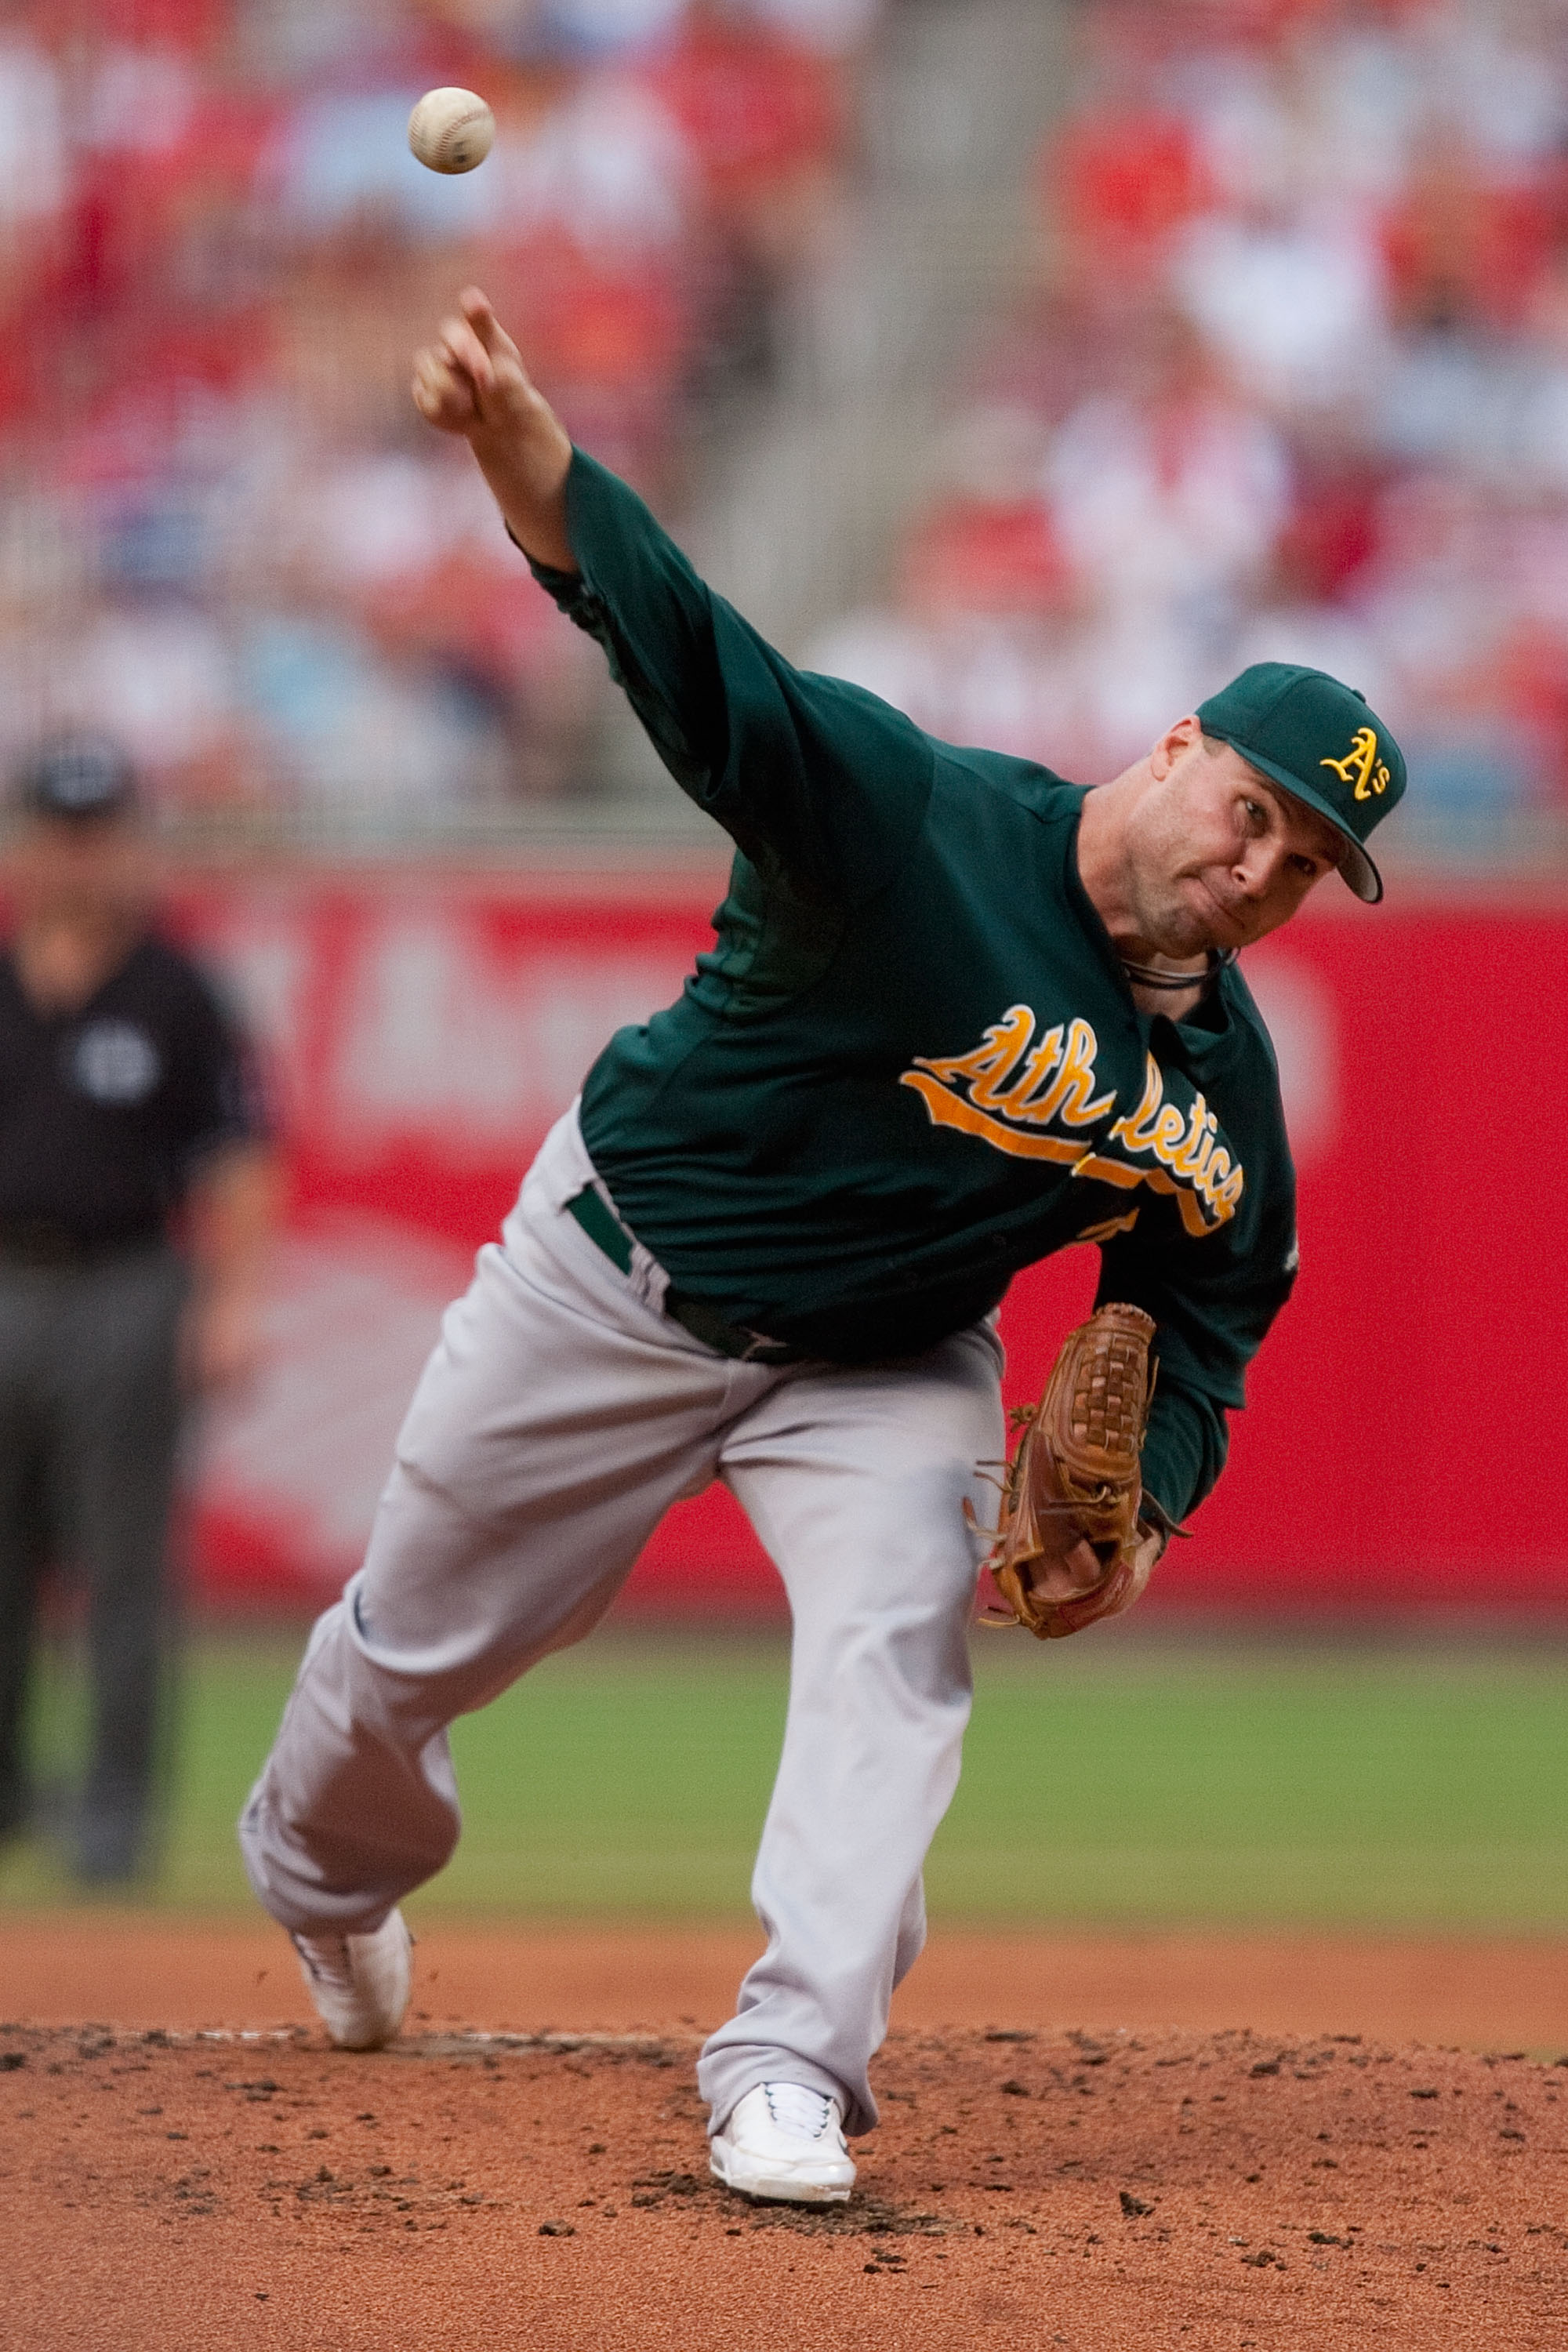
[564,1181,633,1273]
[564,1186,807,1366]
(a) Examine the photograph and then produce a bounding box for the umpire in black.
[0,738,275,1884]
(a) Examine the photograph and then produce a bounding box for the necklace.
[1118,946,1238,993]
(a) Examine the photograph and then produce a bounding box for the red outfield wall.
[174,867,1567,1617]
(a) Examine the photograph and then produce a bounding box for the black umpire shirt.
[0,933,265,1253]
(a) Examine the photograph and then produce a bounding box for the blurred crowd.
[812,0,1568,839]
[0,0,884,825]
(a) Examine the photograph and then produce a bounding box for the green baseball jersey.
[528,453,1298,1526]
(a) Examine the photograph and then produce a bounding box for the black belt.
[564,1187,808,1367]
[0,1218,163,1269]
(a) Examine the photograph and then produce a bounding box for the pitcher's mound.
[4,2019,1565,2349]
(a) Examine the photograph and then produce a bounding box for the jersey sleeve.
[162,957,271,1173]
[525,451,934,902]
[1094,1131,1298,1530]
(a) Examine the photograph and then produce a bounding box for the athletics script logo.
[899,1004,1245,1236]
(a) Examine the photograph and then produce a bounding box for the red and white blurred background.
[0,0,874,816]
[10,0,1568,843]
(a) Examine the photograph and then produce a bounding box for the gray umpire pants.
[0,1242,188,1841]
[240,1109,1004,2138]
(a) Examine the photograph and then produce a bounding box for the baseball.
[408,87,495,176]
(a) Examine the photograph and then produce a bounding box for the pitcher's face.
[1123,722,1345,959]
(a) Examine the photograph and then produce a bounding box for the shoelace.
[762,2083,835,2141]
[292,1933,355,1991]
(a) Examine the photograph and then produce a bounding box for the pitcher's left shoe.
[292,1909,412,2050]
[710,2082,856,2204]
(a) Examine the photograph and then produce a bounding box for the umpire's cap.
[1196,663,1407,903]
[14,734,139,824]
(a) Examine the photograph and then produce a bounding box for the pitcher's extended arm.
[412,287,931,900]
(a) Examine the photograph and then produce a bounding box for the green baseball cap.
[1196,662,1406,903]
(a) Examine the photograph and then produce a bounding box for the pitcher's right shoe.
[292,1909,412,2050]
[710,2082,856,2204]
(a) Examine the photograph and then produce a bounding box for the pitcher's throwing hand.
[412,289,574,571]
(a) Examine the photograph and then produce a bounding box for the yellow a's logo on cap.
[1321,726,1391,801]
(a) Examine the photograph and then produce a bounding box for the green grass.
[3,1628,1566,1929]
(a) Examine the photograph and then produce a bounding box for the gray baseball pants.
[240,1108,1004,2138]
[0,1242,188,1860]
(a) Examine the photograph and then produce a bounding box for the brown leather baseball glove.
[971,1302,1159,1640]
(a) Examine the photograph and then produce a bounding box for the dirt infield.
[5,2018,1566,2350]
[4,1925,1566,2349]
[3,1918,1568,2049]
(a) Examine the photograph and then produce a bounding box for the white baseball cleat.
[710,2082,857,2204]
[292,1909,413,2051]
